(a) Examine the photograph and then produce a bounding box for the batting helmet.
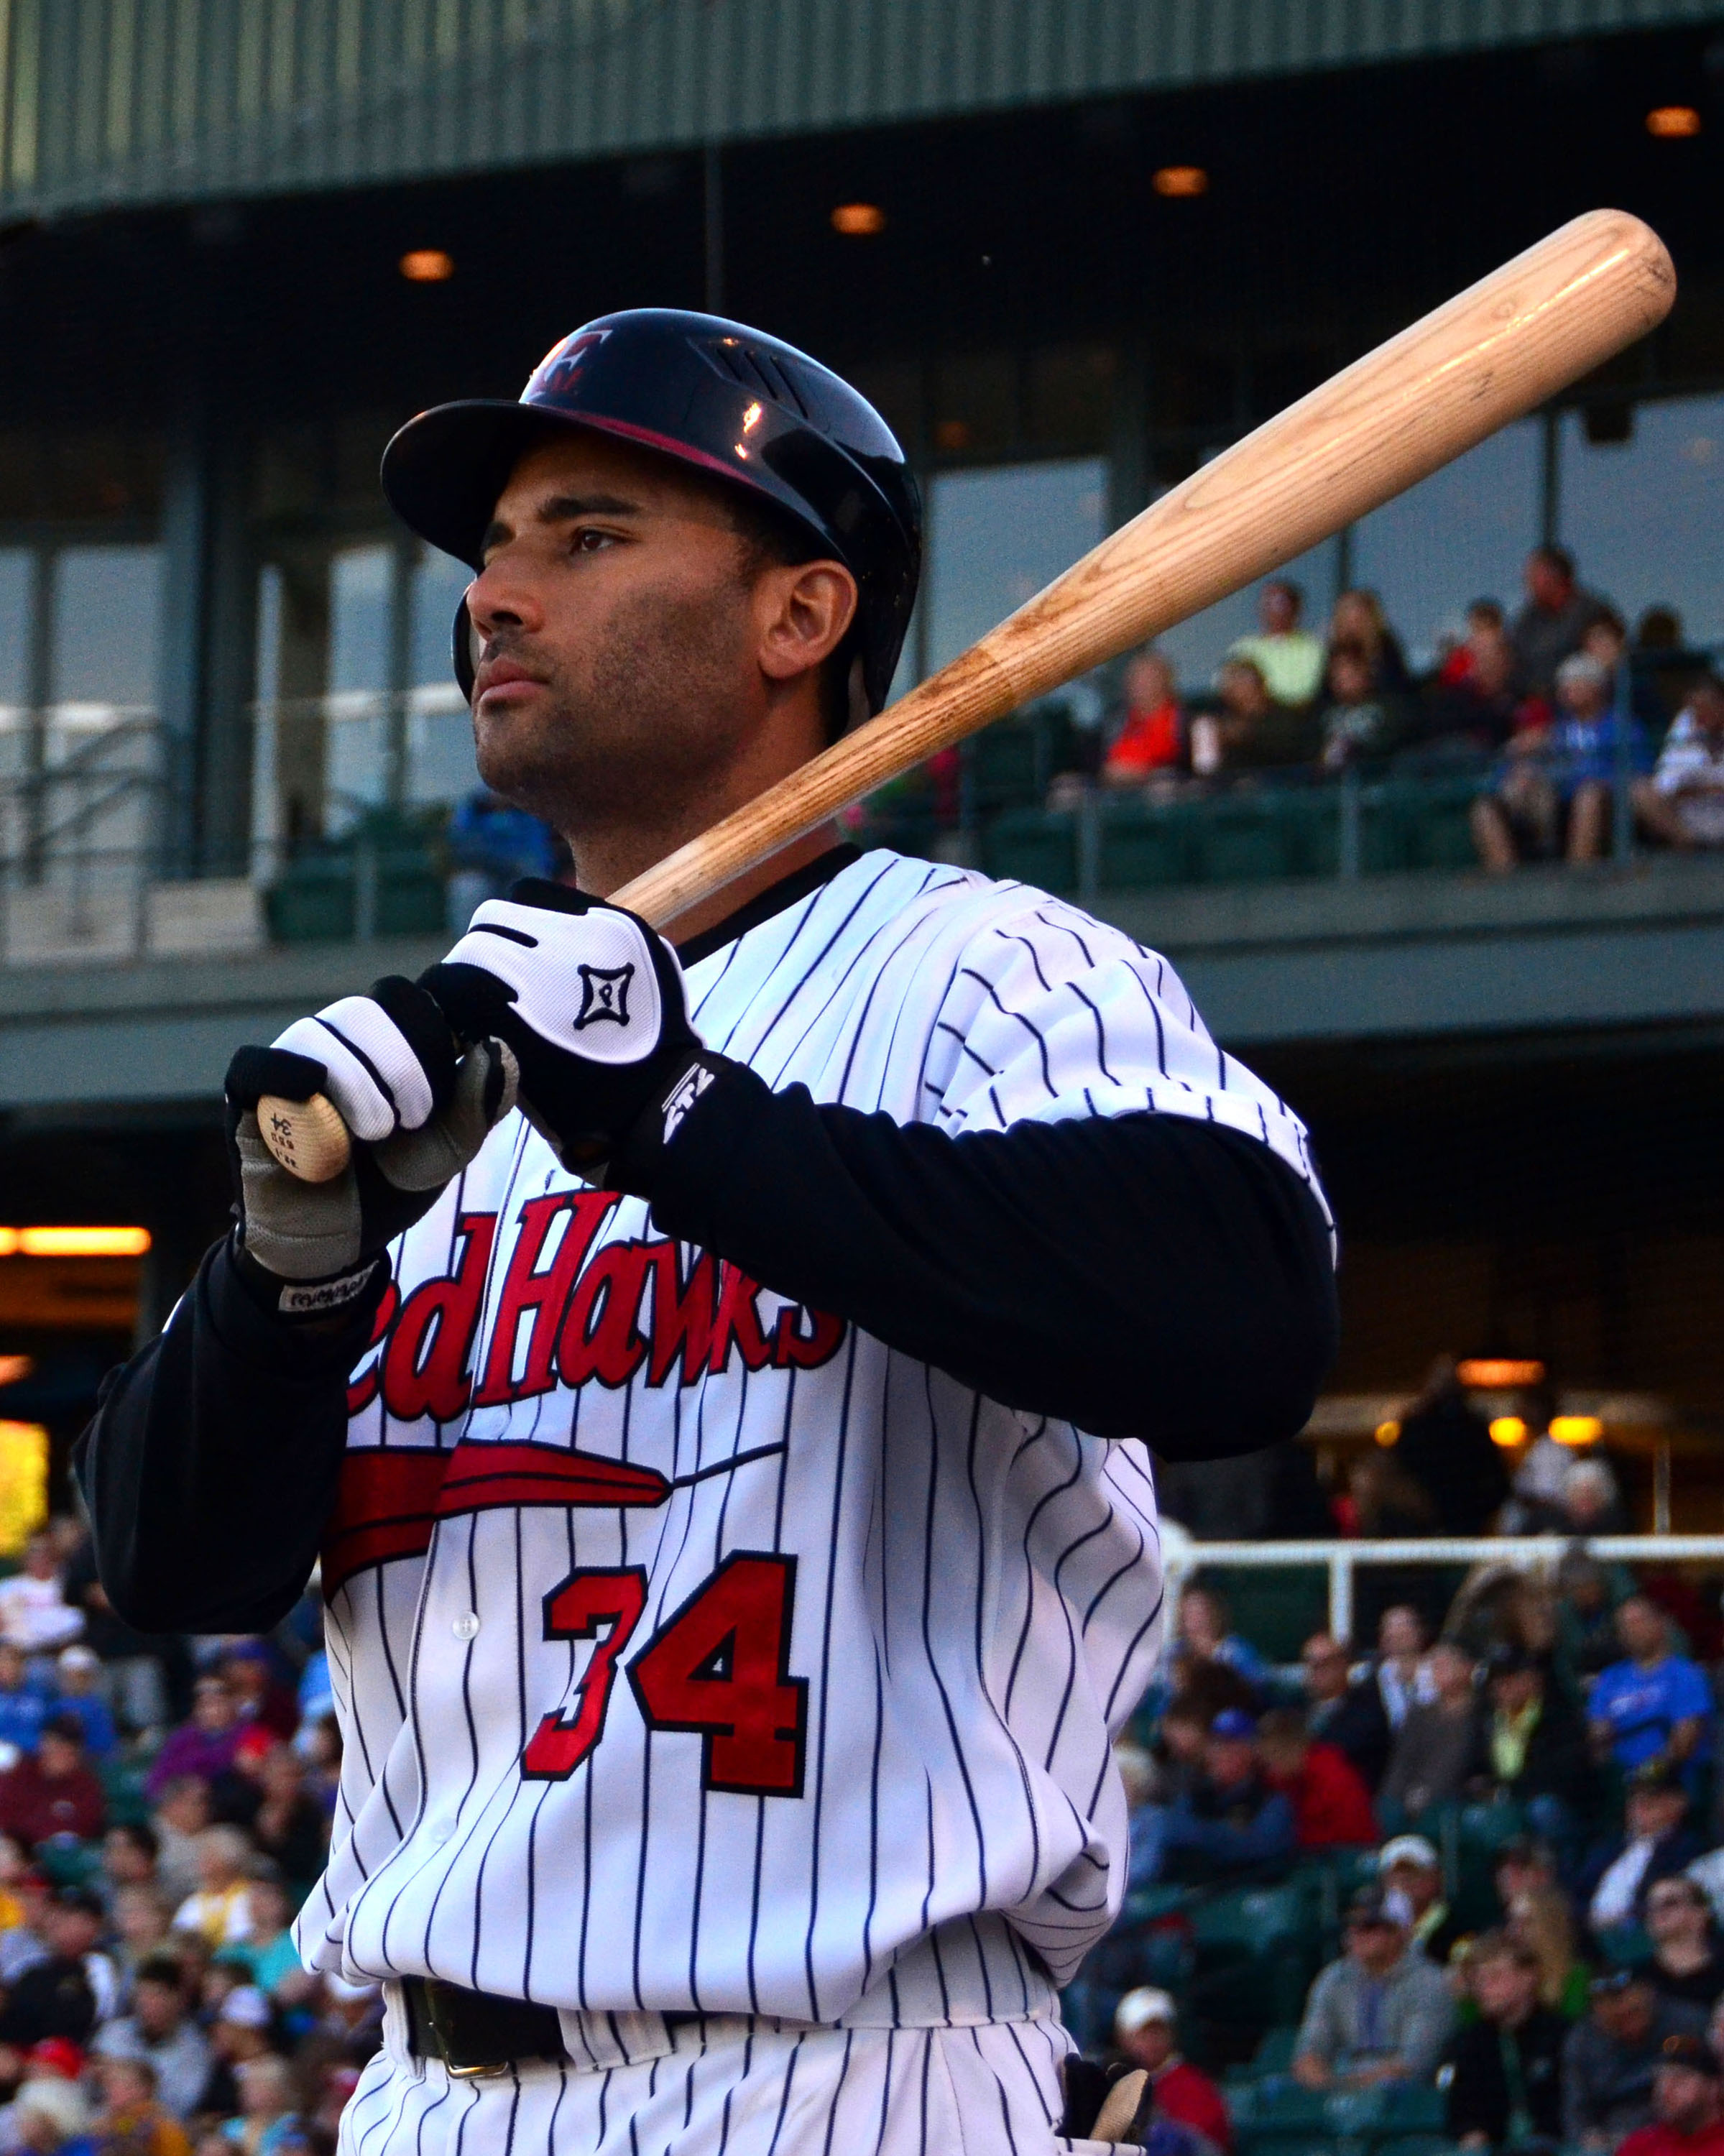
[380,308,922,718]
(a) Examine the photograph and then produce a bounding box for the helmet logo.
[526,328,612,405]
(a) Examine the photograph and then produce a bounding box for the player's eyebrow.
[480,492,642,553]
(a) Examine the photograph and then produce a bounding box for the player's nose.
[467,550,547,641]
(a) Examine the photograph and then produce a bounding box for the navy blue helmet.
[381,308,921,717]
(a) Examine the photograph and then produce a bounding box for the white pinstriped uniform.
[300,849,1329,2153]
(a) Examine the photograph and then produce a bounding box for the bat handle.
[257,1093,353,1183]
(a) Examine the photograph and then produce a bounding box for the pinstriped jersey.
[295,849,1329,2022]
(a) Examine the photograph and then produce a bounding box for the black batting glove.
[223,976,517,1315]
[419,880,725,1187]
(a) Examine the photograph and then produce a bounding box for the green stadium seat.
[1191,1883,1309,1959]
[267,860,355,943]
[1379,2083,1448,2132]
[1373,2135,1457,2156]
[970,721,1045,814]
[1099,800,1193,889]
[982,808,1077,893]
[1191,796,1296,883]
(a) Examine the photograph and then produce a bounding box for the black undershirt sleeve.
[77,1066,1335,1632]
[74,1238,383,1634]
[624,1062,1337,1454]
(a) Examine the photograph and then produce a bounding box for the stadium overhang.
[3,0,1722,219]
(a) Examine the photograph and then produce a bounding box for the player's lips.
[474,658,550,708]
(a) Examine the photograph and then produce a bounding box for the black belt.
[402,1978,704,2078]
[403,1978,569,2077]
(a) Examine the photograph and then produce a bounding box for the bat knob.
[257,1093,352,1183]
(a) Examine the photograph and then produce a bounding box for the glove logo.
[572,963,633,1031]
[662,1061,714,1143]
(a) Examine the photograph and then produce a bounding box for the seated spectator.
[147,1681,242,1802]
[60,1523,178,1742]
[1589,1767,1707,1941]
[1636,675,1724,852]
[7,2076,91,2153]
[1619,2033,1724,2156]
[1143,1709,1295,1886]
[1565,1973,1709,2152]
[218,1646,298,1745]
[0,1645,49,1761]
[1480,1646,1594,1849]
[1591,1600,1713,1784]
[0,1863,54,1982]
[1437,599,1507,687]
[48,1649,114,1763]
[227,2053,311,2156]
[111,1884,174,1991]
[0,1888,98,2047]
[237,1745,324,1897]
[1211,656,1321,769]
[102,1822,159,1902]
[1392,1360,1511,1537]
[43,1884,116,2024]
[1103,650,1186,786]
[1112,1988,1231,2150]
[1552,652,1655,862]
[94,1953,215,2122]
[1440,1930,1569,2150]
[1258,1708,1378,1850]
[230,1873,310,2011]
[1644,1878,1724,2011]
[1317,642,1411,767]
[0,1537,83,1659]
[1229,578,1326,709]
[90,2050,193,2156]
[170,1830,254,1952]
[1429,620,1549,755]
[199,1984,278,2124]
[1511,545,1611,699]
[1291,1884,1455,2088]
[1301,1634,1393,1791]
[1373,1606,1437,1731]
[1164,1587,1267,1717]
[1506,1881,1595,2021]
[151,1783,209,1910]
[1557,1552,1633,1687]
[0,1714,106,1848]
[1380,1639,1480,1823]
[1380,1833,1465,1966]
[1330,588,1414,697]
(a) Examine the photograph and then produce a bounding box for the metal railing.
[1163,1534,1724,1644]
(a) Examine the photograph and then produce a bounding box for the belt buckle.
[444,2055,511,2081]
[421,1981,513,2080]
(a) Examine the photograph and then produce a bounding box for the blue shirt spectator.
[50,1646,116,1760]
[0,1644,48,1758]
[1546,651,1652,798]
[1590,1597,1713,1776]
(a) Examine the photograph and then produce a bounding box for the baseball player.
[79,310,1337,2153]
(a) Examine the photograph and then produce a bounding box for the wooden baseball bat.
[262,208,1673,1181]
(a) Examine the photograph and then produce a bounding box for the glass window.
[48,545,163,706]
[1559,395,1724,645]
[926,459,1108,677]
[328,544,394,696]
[409,547,471,688]
[0,550,32,711]
[1350,420,1540,671]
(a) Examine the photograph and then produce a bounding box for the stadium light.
[830,203,885,236]
[1458,1358,1545,1388]
[1549,1415,1604,1446]
[400,248,455,281]
[1488,1416,1528,1448]
[0,1357,31,1386]
[1646,106,1702,138]
[0,1227,152,1257]
[1152,166,1209,198]
[1374,1420,1401,1448]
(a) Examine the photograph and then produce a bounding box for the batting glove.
[419,881,722,1185]
[224,976,518,1310]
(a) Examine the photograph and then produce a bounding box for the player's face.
[464,432,824,866]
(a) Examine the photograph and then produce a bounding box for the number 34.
[521,1552,808,1799]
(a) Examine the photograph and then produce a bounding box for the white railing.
[1162,1535,1724,1645]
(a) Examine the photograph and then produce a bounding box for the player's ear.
[755,559,857,688]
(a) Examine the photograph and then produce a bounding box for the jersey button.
[452,1611,480,1640]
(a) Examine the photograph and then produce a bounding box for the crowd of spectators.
[1082,545,1724,872]
[1081,1553,1724,2156]
[0,1519,359,2155]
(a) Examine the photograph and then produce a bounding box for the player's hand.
[223,978,518,1306]
[418,880,718,1184]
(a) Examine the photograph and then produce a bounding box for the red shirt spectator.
[220,1644,299,1742]
[1113,1988,1232,2151]
[1104,652,1184,783]
[1618,2037,1724,2156]
[0,1717,106,1846]
[1257,1711,1378,1848]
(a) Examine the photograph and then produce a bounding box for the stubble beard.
[472,571,755,862]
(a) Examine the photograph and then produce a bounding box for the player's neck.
[566,681,842,941]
